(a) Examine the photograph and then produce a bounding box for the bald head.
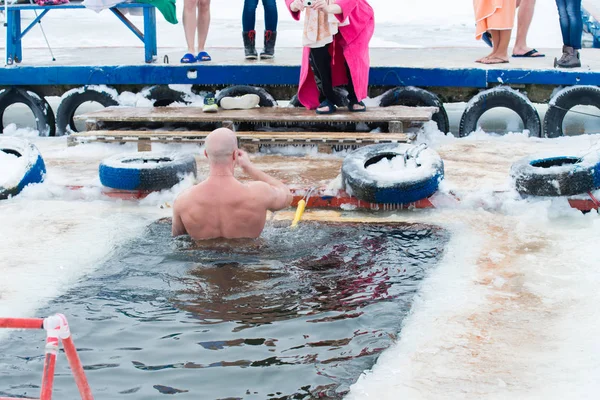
[205,128,238,164]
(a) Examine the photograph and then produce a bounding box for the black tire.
[0,88,56,137]
[459,87,541,138]
[0,137,46,199]
[143,85,192,107]
[331,87,350,107]
[289,94,303,108]
[216,85,277,107]
[543,85,600,138]
[511,154,600,197]
[56,86,119,136]
[289,87,349,108]
[99,152,198,191]
[379,87,450,134]
[342,143,444,204]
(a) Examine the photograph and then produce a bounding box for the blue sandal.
[197,51,212,62]
[315,100,336,115]
[180,53,196,64]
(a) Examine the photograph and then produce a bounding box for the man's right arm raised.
[236,149,292,211]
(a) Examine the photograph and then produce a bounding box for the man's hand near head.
[235,149,293,211]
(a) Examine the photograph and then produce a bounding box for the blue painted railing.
[583,6,600,48]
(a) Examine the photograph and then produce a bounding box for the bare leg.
[513,0,540,56]
[496,30,511,60]
[482,30,511,63]
[477,30,501,62]
[197,0,211,53]
[183,0,197,54]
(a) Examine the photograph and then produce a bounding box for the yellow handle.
[290,199,306,229]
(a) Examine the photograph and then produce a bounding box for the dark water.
[0,221,447,400]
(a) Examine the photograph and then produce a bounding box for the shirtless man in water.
[172,128,292,240]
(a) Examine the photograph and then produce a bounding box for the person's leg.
[513,0,541,56]
[555,0,571,47]
[196,0,210,54]
[260,0,278,58]
[242,0,258,32]
[476,34,497,62]
[242,0,259,59]
[566,0,582,49]
[481,30,511,63]
[555,0,582,67]
[182,0,197,55]
[262,0,278,32]
[345,63,358,104]
[344,62,366,110]
[309,45,336,110]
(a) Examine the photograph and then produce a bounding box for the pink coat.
[285,0,375,109]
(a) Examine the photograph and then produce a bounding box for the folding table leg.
[6,10,22,64]
[143,6,157,63]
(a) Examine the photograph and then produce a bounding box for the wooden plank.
[68,130,408,153]
[74,105,437,125]
[70,130,408,141]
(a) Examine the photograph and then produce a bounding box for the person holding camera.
[286,0,374,114]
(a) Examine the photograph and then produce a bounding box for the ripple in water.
[0,221,448,399]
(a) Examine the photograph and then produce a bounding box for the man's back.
[172,129,292,240]
[174,177,271,240]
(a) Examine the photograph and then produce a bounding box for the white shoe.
[220,94,260,110]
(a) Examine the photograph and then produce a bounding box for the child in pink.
[286,0,374,114]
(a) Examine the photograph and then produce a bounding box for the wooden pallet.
[68,130,409,152]
[75,105,437,133]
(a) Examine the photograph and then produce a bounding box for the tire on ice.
[143,85,192,107]
[0,137,46,199]
[459,86,541,138]
[56,86,120,136]
[543,85,600,138]
[0,88,56,137]
[379,87,450,134]
[510,153,600,197]
[99,152,198,191]
[289,87,350,108]
[342,143,444,204]
[216,85,277,107]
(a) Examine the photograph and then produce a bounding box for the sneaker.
[202,93,218,113]
[220,94,260,110]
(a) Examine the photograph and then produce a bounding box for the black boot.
[260,30,277,60]
[243,31,258,60]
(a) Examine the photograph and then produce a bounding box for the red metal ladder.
[0,314,93,400]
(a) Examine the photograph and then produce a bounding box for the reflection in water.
[0,221,447,400]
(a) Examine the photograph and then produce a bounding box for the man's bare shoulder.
[244,181,273,195]
[245,181,271,189]
[174,184,202,208]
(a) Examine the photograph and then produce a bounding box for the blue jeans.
[555,0,583,49]
[243,0,278,32]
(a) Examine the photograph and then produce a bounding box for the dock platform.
[1,47,599,101]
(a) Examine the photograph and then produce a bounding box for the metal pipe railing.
[0,314,94,400]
